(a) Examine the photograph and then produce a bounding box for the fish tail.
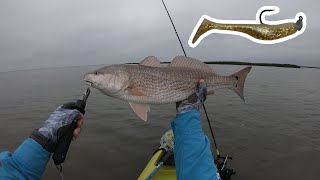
[230,66,252,101]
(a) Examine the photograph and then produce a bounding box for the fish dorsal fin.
[129,102,150,121]
[139,56,163,67]
[168,56,215,73]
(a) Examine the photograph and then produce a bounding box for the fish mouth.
[84,79,93,86]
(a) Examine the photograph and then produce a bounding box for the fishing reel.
[215,156,235,180]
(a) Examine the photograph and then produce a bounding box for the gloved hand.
[30,103,84,152]
[176,80,207,114]
[38,105,83,143]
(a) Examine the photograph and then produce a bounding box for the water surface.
[0,65,319,180]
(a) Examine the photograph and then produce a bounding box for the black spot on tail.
[230,67,252,101]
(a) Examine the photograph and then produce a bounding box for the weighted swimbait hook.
[259,9,274,24]
[188,6,307,47]
[259,9,303,28]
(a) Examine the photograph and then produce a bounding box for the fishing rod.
[161,0,187,57]
[160,1,236,179]
[160,0,220,157]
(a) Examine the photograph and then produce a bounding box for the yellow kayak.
[138,129,235,180]
[138,147,176,180]
[138,146,236,180]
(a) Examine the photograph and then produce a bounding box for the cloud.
[0,0,319,72]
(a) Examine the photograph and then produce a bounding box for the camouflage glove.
[176,81,207,114]
[38,105,82,143]
[30,103,82,152]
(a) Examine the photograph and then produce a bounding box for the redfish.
[84,56,252,121]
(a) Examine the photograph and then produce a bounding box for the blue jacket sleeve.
[0,138,51,180]
[171,110,219,180]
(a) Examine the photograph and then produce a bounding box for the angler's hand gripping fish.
[84,56,252,121]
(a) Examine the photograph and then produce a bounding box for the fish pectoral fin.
[168,56,217,73]
[129,102,150,121]
[139,56,165,67]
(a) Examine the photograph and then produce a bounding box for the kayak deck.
[138,148,176,180]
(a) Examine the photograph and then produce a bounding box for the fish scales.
[124,65,234,104]
[84,56,252,121]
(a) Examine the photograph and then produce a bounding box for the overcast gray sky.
[0,0,319,72]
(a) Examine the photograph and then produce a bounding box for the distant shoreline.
[1,62,318,73]
[205,61,320,69]
[204,61,301,68]
[127,61,320,69]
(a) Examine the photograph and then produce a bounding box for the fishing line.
[160,0,220,156]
